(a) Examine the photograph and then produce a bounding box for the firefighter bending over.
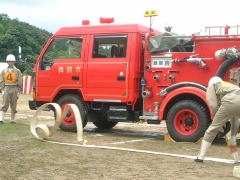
[0,54,22,124]
[195,76,240,163]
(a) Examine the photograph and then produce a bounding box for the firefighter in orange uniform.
[0,54,22,124]
[195,76,240,163]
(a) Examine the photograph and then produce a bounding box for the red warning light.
[100,17,115,24]
[82,20,90,25]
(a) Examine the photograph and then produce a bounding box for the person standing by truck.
[195,76,240,163]
[0,54,22,124]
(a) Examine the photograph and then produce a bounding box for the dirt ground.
[0,94,239,180]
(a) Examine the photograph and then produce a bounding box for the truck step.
[108,106,129,121]
[139,115,160,124]
[139,115,158,120]
[147,119,161,124]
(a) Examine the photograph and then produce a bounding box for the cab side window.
[40,37,82,70]
[92,35,127,58]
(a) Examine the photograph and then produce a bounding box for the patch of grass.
[0,122,28,133]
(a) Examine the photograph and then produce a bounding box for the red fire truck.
[29,20,240,142]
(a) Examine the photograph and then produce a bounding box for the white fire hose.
[30,103,240,177]
[30,103,86,143]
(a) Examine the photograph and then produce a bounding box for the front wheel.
[166,100,210,142]
[57,94,87,132]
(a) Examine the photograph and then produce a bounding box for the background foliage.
[0,14,52,75]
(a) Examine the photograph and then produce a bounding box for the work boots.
[232,152,239,163]
[226,135,239,163]
[194,140,211,162]
[0,111,5,124]
[10,113,16,124]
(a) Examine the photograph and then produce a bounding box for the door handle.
[117,76,125,81]
[72,76,80,81]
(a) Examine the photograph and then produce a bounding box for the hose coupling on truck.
[142,91,152,98]
[153,74,160,81]
[177,57,207,68]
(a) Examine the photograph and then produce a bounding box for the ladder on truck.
[205,25,240,36]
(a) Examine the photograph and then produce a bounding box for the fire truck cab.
[29,23,240,142]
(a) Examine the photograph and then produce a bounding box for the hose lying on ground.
[30,103,86,143]
[30,103,235,164]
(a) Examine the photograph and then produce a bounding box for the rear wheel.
[57,95,87,132]
[166,100,209,142]
[93,111,118,129]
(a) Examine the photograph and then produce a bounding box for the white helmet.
[6,54,16,62]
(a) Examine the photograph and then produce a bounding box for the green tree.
[0,13,52,74]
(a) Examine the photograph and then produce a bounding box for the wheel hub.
[174,109,199,135]
[185,118,194,126]
[66,111,71,117]
[61,103,75,125]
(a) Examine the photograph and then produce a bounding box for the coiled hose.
[216,57,240,79]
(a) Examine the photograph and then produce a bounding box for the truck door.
[86,34,130,102]
[36,36,84,100]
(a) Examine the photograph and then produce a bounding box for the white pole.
[18,46,22,61]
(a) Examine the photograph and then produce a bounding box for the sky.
[0,0,240,35]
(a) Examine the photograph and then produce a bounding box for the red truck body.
[29,24,240,142]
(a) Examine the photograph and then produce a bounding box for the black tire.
[93,111,118,129]
[57,94,87,132]
[166,100,209,142]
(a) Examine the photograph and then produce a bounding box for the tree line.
[0,14,52,75]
